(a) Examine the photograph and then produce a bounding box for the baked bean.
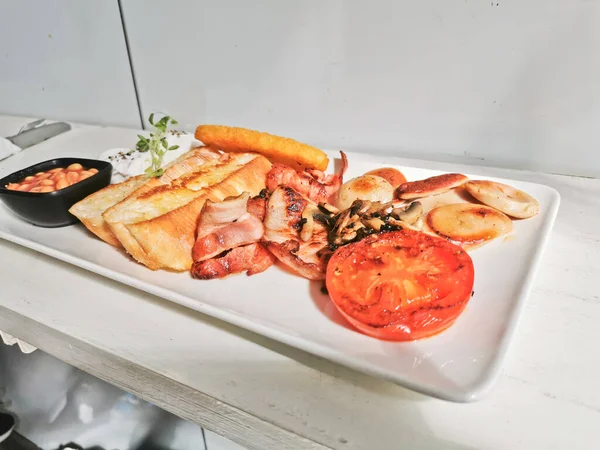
[5,163,99,193]
[56,178,69,190]
[66,171,80,185]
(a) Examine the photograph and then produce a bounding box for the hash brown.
[195,125,329,172]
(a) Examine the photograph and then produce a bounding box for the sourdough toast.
[103,153,271,271]
[68,175,147,247]
[69,148,221,247]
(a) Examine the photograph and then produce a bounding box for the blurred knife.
[17,118,46,134]
[6,122,71,149]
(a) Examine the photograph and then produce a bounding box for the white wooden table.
[0,116,599,450]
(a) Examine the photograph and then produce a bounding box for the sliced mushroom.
[313,212,333,225]
[319,202,340,215]
[357,200,373,215]
[391,201,423,225]
[334,209,352,232]
[348,200,364,217]
[340,229,358,242]
[320,197,423,249]
[392,219,422,232]
[353,221,365,230]
[363,217,385,232]
[300,212,314,242]
[379,204,394,216]
[299,204,319,242]
[386,216,405,227]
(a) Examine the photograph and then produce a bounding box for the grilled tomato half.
[325,230,475,341]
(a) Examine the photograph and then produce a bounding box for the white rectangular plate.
[0,150,560,402]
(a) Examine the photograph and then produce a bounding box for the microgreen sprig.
[135,113,180,177]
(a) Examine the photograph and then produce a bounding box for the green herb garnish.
[135,113,180,177]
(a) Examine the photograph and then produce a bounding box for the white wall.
[2,1,599,177]
[2,0,599,177]
[121,0,600,178]
[0,0,141,128]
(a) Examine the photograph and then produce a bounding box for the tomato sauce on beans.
[4,164,98,193]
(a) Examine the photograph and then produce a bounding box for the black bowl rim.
[0,157,113,197]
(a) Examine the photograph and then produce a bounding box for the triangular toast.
[69,147,221,248]
[102,152,271,271]
[69,175,147,247]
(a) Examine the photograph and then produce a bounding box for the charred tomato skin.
[325,230,475,341]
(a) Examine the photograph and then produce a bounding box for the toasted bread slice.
[69,175,147,247]
[125,147,222,199]
[103,153,272,271]
[69,147,221,247]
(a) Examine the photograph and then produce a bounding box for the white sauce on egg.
[98,131,202,183]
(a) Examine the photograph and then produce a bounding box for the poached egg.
[99,131,202,183]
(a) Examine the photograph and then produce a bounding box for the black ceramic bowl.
[0,157,112,227]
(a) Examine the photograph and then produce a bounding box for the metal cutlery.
[6,122,71,149]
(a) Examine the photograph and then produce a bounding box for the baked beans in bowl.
[0,158,112,227]
[6,163,100,193]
